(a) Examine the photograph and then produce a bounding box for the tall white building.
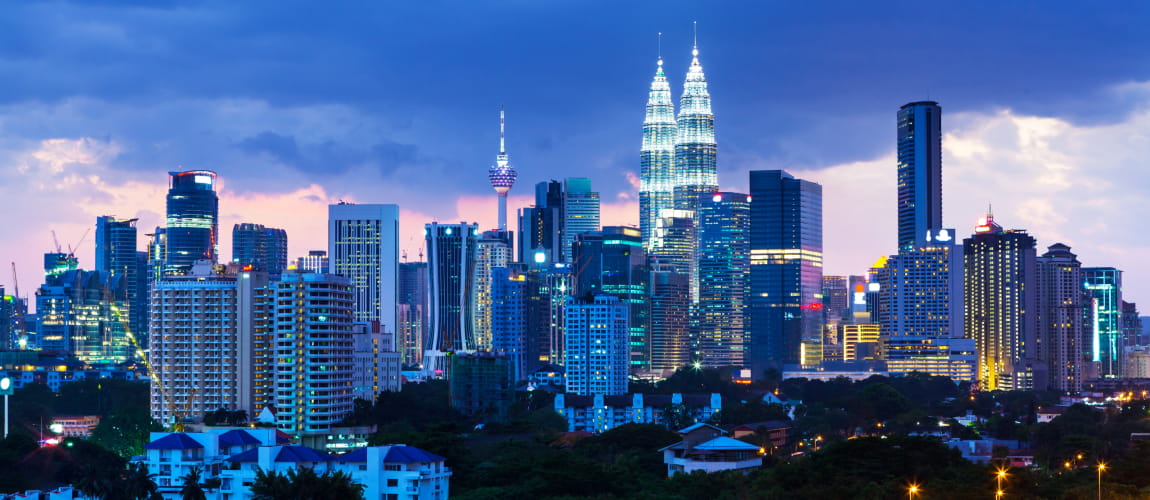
[149,261,272,425]
[565,295,629,396]
[328,203,399,342]
[274,272,355,437]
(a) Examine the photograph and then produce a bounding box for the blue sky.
[2,1,1150,303]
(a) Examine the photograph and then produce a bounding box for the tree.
[250,467,364,500]
[90,409,163,458]
[180,466,207,500]
[122,462,159,500]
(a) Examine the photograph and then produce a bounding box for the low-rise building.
[660,423,763,477]
[51,415,100,438]
[553,393,721,433]
[133,428,450,500]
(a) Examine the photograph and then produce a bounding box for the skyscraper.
[1084,267,1123,378]
[491,266,527,382]
[897,101,943,249]
[565,294,629,396]
[328,203,399,337]
[878,228,963,337]
[398,261,429,365]
[164,170,219,274]
[1035,243,1085,392]
[274,271,355,437]
[672,39,717,216]
[232,223,288,275]
[518,180,564,264]
[697,192,750,367]
[747,171,823,375]
[640,51,678,250]
[36,265,130,365]
[963,213,1041,391]
[471,231,512,351]
[649,210,696,301]
[561,178,600,262]
[488,108,518,232]
[523,261,572,373]
[573,227,650,373]
[649,265,690,375]
[425,222,479,368]
[95,216,146,345]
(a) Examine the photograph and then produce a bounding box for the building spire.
[499,105,506,155]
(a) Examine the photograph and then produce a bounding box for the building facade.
[649,266,690,376]
[1035,243,1085,392]
[1084,267,1124,378]
[639,54,678,250]
[232,223,288,275]
[425,222,479,365]
[896,101,942,250]
[327,203,399,339]
[95,216,147,346]
[398,261,429,366]
[561,178,601,263]
[672,44,717,216]
[696,192,750,367]
[878,228,963,338]
[35,265,130,365]
[747,170,823,375]
[564,295,629,396]
[164,170,219,274]
[573,227,650,373]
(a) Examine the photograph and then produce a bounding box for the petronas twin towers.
[639,40,717,249]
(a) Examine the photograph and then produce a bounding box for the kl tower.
[488,107,518,231]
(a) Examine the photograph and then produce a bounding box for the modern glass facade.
[649,266,690,375]
[518,180,564,264]
[673,46,717,215]
[572,226,650,373]
[696,192,750,367]
[471,232,512,351]
[896,102,942,250]
[232,223,288,275]
[1084,267,1123,378]
[747,171,823,376]
[398,261,428,365]
[640,57,678,250]
[164,170,219,274]
[564,295,630,396]
[963,214,1040,391]
[36,268,130,365]
[95,216,147,346]
[649,210,696,302]
[425,222,479,354]
[562,178,601,263]
[491,266,527,382]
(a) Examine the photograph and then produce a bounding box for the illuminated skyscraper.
[491,266,527,382]
[747,171,823,375]
[398,261,428,365]
[472,231,512,351]
[897,101,943,249]
[649,210,696,300]
[1035,243,1084,392]
[565,294,629,396]
[164,170,219,274]
[573,227,650,373]
[640,50,678,249]
[1084,267,1123,378]
[696,192,750,367]
[36,266,130,365]
[878,228,963,337]
[488,108,518,232]
[672,37,717,216]
[649,264,690,375]
[561,178,600,262]
[518,180,564,264]
[425,222,479,370]
[328,203,399,338]
[963,213,1041,390]
[232,223,288,275]
[95,216,147,345]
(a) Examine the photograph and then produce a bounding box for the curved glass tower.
[640,56,677,249]
[673,43,717,214]
[164,170,219,274]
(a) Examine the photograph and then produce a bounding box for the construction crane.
[9,263,26,348]
[68,228,91,256]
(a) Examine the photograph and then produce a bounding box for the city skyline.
[2,2,1149,306]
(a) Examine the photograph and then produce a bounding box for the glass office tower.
[164,170,219,274]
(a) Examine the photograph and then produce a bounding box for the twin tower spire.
[640,26,716,249]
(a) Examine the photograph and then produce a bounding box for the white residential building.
[660,423,763,477]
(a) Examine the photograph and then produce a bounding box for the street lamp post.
[1097,463,1106,500]
[907,483,919,500]
[995,467,1008,499]
[0,376,13,439]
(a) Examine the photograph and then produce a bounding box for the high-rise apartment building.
[562,178,601,263]
[640,53,678,249]
[328,203,399,337]
[565,295,629,396]
[1084,267,1123,378]
[896,101,942,250]
[232,223,288,275]
[273,272,355,437]
[878,228,963,337]
[397,261,429,365]
[1121,302,1142,351]
[95,216,147,345]
[696,192,750,367]
[573,227,650,373]
[164,170,219,274]
[747,171,823,376]
[150,261,271,425]
[425,222,479,369]
[471,231,512,351]
[672,43,717,216]
[491,266,527,382]
[1035,243,1085,392]
[963,213,1041,391]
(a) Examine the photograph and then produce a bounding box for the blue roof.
[383,446,445,463]
[336,445,445,464]
[143,433,203,450]
[226,448,259,463]
[218,429,261,447]
[692,437,762,452]
[275,445,330,463]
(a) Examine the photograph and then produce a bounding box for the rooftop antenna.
[658,32,662,61]
[499,105,506,155]
[693,21,698,50]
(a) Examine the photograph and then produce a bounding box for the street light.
[995,467,1008,499]
[1097,462,1106,500]
[907,483,920,500]
[0,376,13,439]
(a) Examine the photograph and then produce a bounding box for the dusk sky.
[3,1,1150,305]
